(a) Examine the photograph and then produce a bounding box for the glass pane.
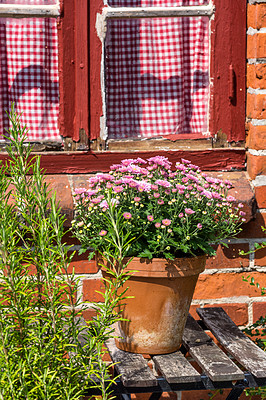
[108,1,209,7]
[105,17,209,139]
[0,1,57,5]
[0,17,60,142]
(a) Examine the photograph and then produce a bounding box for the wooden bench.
[83,307,266,400]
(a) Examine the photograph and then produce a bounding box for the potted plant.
[72,156,245,354]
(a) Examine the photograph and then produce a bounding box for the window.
[0,0,60,144]
[0,0,246,172]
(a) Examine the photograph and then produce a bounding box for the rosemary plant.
[0,109,129,400]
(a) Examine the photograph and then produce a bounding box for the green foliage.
[242,227,266,399]
[0,108,129,400]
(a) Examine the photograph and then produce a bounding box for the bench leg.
[225,386,244,400]
[148,392,163,400]
[117,394,131,400]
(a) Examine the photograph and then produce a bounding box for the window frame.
[0,0,247,173]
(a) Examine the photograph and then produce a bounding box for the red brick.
[44,176,73,226]
[79,308,97,321]
[247,4,266,29]
[247,34,266,58]
[68,251,99,274]
[255,245,266,267]
[246,124,266,150]
[205,244,249,269]
[203,304,248,326]
[247,63,266,89]
[189,304,201,320]
[83,279,104,302]
[255,185,266,209]
[247,153,266,180]
[193,272,266,300]
[238,211,266,238]
[247,93,266,119]
[253,302,266,322]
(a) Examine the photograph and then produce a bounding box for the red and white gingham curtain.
[0,1,59,142]
[106,0,210,139]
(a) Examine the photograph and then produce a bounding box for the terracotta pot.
[101,255,206,355]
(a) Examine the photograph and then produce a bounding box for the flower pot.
[101,254,206,355]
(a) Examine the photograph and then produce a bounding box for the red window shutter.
[58,0,89,141]
[210,0,246,143]
[89,0,104,141]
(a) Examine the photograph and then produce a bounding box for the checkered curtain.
[106,0,210,139]
[0,1,59,142]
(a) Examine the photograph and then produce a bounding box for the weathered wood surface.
[103,5,214,19]
[182,315,244,382]
[0,4,59,18]
[153,352,201,383]
[197,307,266,379]
[106,339,157,387]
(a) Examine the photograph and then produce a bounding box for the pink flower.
[123,212,132,220]
[197,223,202,229]
[238,203,244,208]
[155,179,172,188]
[99,200,108,208]
[147,215,154,221]
[227,195,236,202]
[113,185,124,193]
[134,197,141,202]
[99,230,107,236]
[155,222,161,228]
[179,213,184,218]
[185,208,195,215]
[158,199,164,205]
[153,192,160,198]
[181,158,191,164]
[162,219,171,226]
[74,188,87,195]
[239,211,246,216]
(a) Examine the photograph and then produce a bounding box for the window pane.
[108,1,209,7]
[105,17,209,139]
[0,17,60,142]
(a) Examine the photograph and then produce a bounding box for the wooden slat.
[153,352,201,383]
[106,339,157,387]
[103,5,214,19]
[182,315,244,382]
[197,307,266,379]
[0,4,60,18]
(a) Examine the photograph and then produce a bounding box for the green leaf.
[137,248,153,259]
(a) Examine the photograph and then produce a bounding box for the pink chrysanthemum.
[147,215,154,222]
[185,208,195,215]
[123,212,132,220]
[99,230,107,236]
[162,219,171,226]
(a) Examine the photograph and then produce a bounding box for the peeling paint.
[96,12,107,42]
